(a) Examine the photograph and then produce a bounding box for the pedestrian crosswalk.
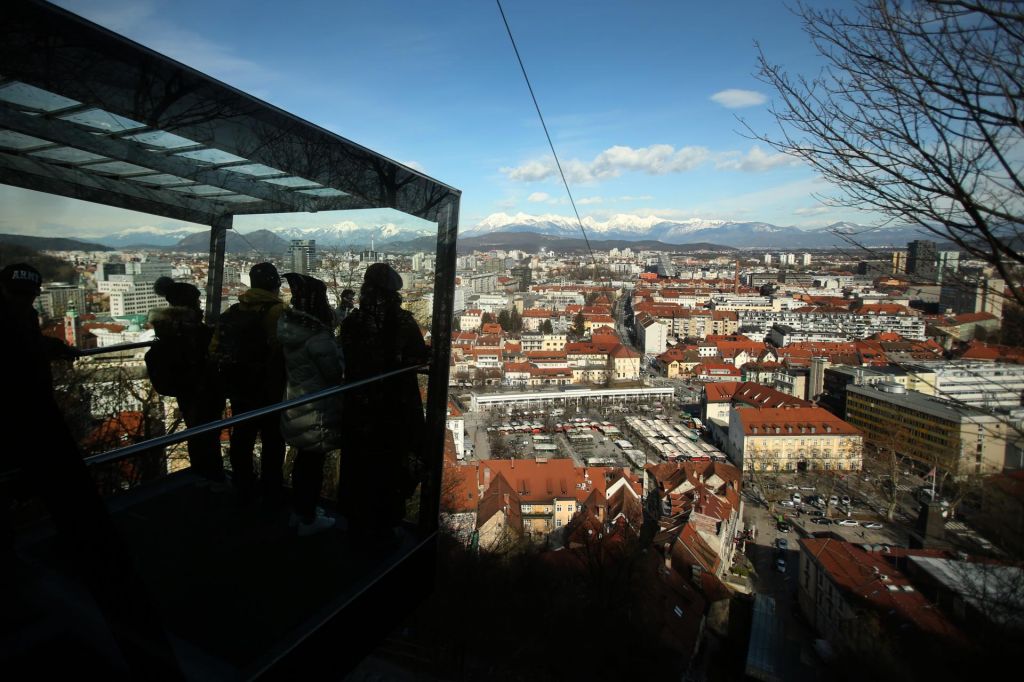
[896,484,914,492]
[946,521,967,531]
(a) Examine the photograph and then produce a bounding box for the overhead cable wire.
[495,0,597,271]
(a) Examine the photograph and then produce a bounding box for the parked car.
[779,500,795,508]
[777,521,792,533]
[861,522,884,530]
[829,495,839,506]
[776,538,789,550]
[792,492,802,503]
[785,484,799,490]
[775,557,787,573]
[800,485,815,491]
[811,518,832,526]
[841,495,851,505]
[810,510,825,517]
[837,519,859,526]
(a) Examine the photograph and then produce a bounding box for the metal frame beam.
[206,215,230,324]
[0,150,219,224]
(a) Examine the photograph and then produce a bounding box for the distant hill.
[173,229,289,254]
[0,233,112,252]
[0,242,78,283]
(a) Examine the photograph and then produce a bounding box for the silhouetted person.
[211,263,287,505]
[335,288,356,325]
[338,263,428,545]
[147,277,225,484]
[278,274,344,536]
[0,263,176,675]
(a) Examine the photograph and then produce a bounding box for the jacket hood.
[239,288,283,305]
[149,305,202,325]
[278,307,331,346]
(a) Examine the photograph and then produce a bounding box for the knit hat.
[0,262,43,295]
[363,262,403,292]
[153,276,201,309]
[249,262,281,291]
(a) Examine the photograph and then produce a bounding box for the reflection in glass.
[59,108,146,132]
[0,81,79,111]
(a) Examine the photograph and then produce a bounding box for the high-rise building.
[935,250,960,283]
[36,283,86,320]
[801,253,812,267]
[98,261,126,282]
[907,240,938,280]
[124,260,173,283]
[289,239,317,275]
[891,250,907,274]
[940,276,1005,319]
[511,263,532,292]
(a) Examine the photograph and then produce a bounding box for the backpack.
[145,323,211,398]
[145,337,191,397]
[212,302,275,393]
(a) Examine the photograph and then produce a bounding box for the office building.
[845,383,1009,477]
[289,239,317,275]
[907,240,938,281]
[36,283,87,320]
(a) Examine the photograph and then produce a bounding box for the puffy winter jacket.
[277,308,345,454]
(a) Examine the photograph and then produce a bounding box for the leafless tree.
[752,0,1024,306]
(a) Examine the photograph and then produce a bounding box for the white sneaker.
[297,514,334,537]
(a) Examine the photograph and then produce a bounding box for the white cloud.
[527,191,552,203]
[400,160,426,173]
[54,0,275,89]
[618,195,654,202]
[578,196,604,205]
[710,89,768,109]
[715,146,801,172]
[793,206,831,216]
[502,144,710,183]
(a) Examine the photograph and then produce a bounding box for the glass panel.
[59,108,147,132]
[127,173,195,186]
[214,194,262,203]
[262,176,320,188]
[0,81,79,111]
[298,188,348,197]
[0,129,52,150]
[126,130,199,150]
[28,146,108,164]
[85,160,156,176]
[168,184,232,196]
[224,163,283,177]
[175,148,247,165]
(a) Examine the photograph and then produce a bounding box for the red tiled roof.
[736,406,860,437]
[952,312,998,324]
[800,538,964,642]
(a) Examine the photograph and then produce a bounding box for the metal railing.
[76,340,155,356]
[83,363,429,468]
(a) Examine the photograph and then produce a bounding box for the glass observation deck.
[1,2,460,678]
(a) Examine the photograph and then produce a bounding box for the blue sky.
[3,0,874,238]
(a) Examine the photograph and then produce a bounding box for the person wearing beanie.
[337,262,428,545]
[147,277,225,483]
[277,273,344,536]
[209,262,288,504]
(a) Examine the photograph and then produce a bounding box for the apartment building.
[845,383,1009,477]
[727,405,863,472]
[739,307,926,341]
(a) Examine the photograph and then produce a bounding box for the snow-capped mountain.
[464,213,932,248]
[82,226,207,247]
[264,222,434,247]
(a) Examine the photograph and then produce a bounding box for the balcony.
[1,2,459,677]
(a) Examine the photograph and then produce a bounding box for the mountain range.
[461,213,937,249]
[21,213,945,253]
